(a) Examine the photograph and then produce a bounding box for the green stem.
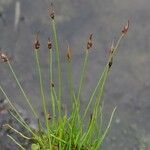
[94,33,125,115]
[83,65,108,119]
[94,66,109,112]
[35,51,47,122]
[77,50,89,101]
[52,20,62,112]
[67,60,76,129]
[49,49,55,124]
[80,110,97,147]
[52,87,61,118]
[73,51,89,145]
[7,61,38,118]
[79,55,110,148]
[95,107,117,149]
[113,34,124,55]
[67,60,74,104]
[34,50,52,148]
[76,50,89,125]
[67,60,79,122]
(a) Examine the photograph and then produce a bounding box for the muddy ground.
[0,0,150,149]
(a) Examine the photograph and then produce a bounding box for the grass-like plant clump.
[0,3,129,150]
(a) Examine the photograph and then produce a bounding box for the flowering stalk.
[49,4,62,118]
[33,34,52,149]
[48,37,56,124]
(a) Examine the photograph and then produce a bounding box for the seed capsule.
[49,3,55,20]
[47,113,52,120]
[66,44,72,62]
[50,81,55,88]
[122,20,129,34]
[47,38,52,49]
[0,51,9,62]
[34,33,40,50]
[110,41,115,55]
[108,57,113,69]
[87,33,93,50]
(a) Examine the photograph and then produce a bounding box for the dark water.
[0,0,150,149]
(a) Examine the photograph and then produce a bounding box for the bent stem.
[9,111,35,136]
[7,134,25,150]
[3,124,31,140]
[0,86,35,135]
[95,107,117,149]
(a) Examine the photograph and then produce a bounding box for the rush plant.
[0,3,129,150]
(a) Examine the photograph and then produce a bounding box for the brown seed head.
[50,81,55,88]
[66,44,72,62]
[90,113,93,121]
[0,51,10,62]
[108,57,113,69]
[47,113,52,120]
[109,41,115,58]
[47,37,52,49]
[34,33,40,50]
[122,20,129,34]
[87,33,93,50]
[48,3,55,20]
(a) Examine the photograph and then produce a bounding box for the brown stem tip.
[33,33,40,50]
[66,44,72,62]
[87,33,93,50]
[122,20,129,34]
[48,3,55,20]
[108,57,113,69]
[50,81,55,88]
[108,41,115,58]
[0,51,10,62]
[47,37,52,50]
[47,113,52,120]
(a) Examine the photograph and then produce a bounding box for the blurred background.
[0,0,150,149]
